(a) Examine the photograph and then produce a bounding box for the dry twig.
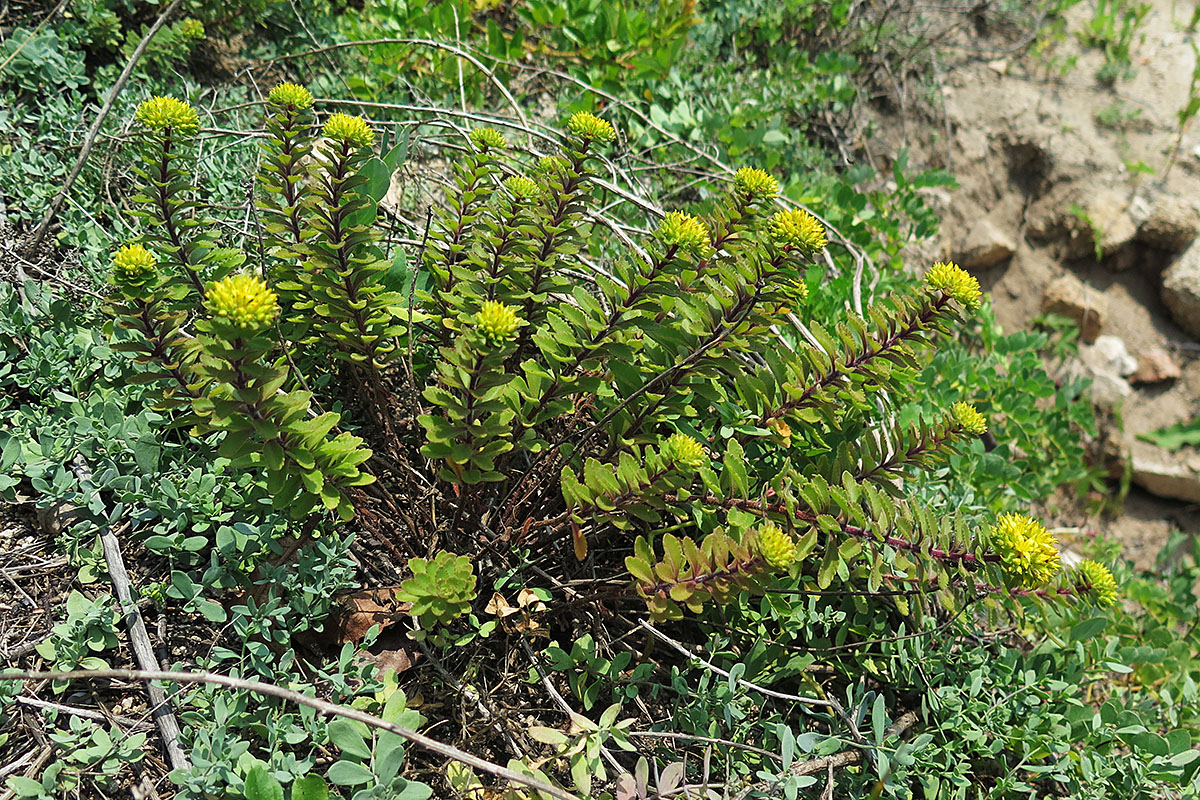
[69,457,190,772]
[0,668,584,800]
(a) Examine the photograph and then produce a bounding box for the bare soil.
[868,0,1200,567]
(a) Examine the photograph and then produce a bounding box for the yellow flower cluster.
[769,209,827,257]
[951,401,987,436]
[504,175,540,201]
[268,82,314,111]
[991,513,1060,588]
[757,523,796,570]
[657,211,711,255]
[661,433,706,470]
[135,96,200,136]
[206,274,279,332]
[476,301,522,346]
[732,167,779,202]
[566,111,617,144]
[925,261,982,310]
[1076,560,1118,607]
[470,127,507,151]
[322,113,374,148]
[111,243,156,284]
[178,18,205,40]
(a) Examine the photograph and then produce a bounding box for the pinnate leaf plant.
[107,88,1117,645]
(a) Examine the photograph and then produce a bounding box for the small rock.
[1131,446,1200,503]
[1162,240,1200,338]
[987,59,1009,75]
[1081,335,1137,376]
[1131,347,1182,384]
[1042,273,1108,343]
[1138,196,1200,252]
[1087,370,1133,411]
[954,218,1016,269]
[1087,189,1138,256]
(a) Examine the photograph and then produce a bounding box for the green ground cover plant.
[2,2,1197,800]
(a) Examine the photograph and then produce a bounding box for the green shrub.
[104,90,1117,641]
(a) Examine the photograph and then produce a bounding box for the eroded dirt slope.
[870,0,1200,567]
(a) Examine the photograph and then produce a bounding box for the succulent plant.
[397,551,478,629]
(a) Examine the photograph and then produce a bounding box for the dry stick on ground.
[0,745,54,800]
[28,0,185,250]
[68,457,190,772]
[0,669,585,800]
[14,695,151,730]
[518,637,623,773]
[731,711,919,800]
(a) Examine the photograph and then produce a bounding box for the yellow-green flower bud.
[758,523,796,570]
[925,261,982,310]
[475,300,522,346]
[1076,560,1118,607]
[206,273,279,332]
[504,175,539,201]
[657,211,711,255]
[566,111,616,144]
[135,96,200,136]
[469,127,507,151]
[178,18,205,39]
[322,112,374,149]
[769,208,827,257]
[661,433,706,470]
[950,402,987,436]
[538,155,570,177]
[732,167,779,202]
[111,244,157,293]
[268,82,314,110]
[990,513,1060,589]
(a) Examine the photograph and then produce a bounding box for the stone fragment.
[1138,196,1200,252]
[954,218,1016,269]
[1161,240,1200,338]
[1087,190,1138,255]
[1081,335,1136,376]
[1131,347,1182,384]
[1087,370,1133,411]
[1131,445,1200,503]
[1041,273,1108,343]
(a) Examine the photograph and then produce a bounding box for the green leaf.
[360,157,393,204]
[872,694,886,745]
[529,726,569,746]
[5,777,45,798]
[722,439,749,498]
[328,719,372,760]
[290,776,330,800]
[1125,731,1169,757]
[383,129,409,171]
[817,545,839,590]
[1070,617,1107,643]
[243,766,284,800]
[392,781,433,800]
[326,760,374,787]
[195,598,227,623]
[1138,418,1200,451]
